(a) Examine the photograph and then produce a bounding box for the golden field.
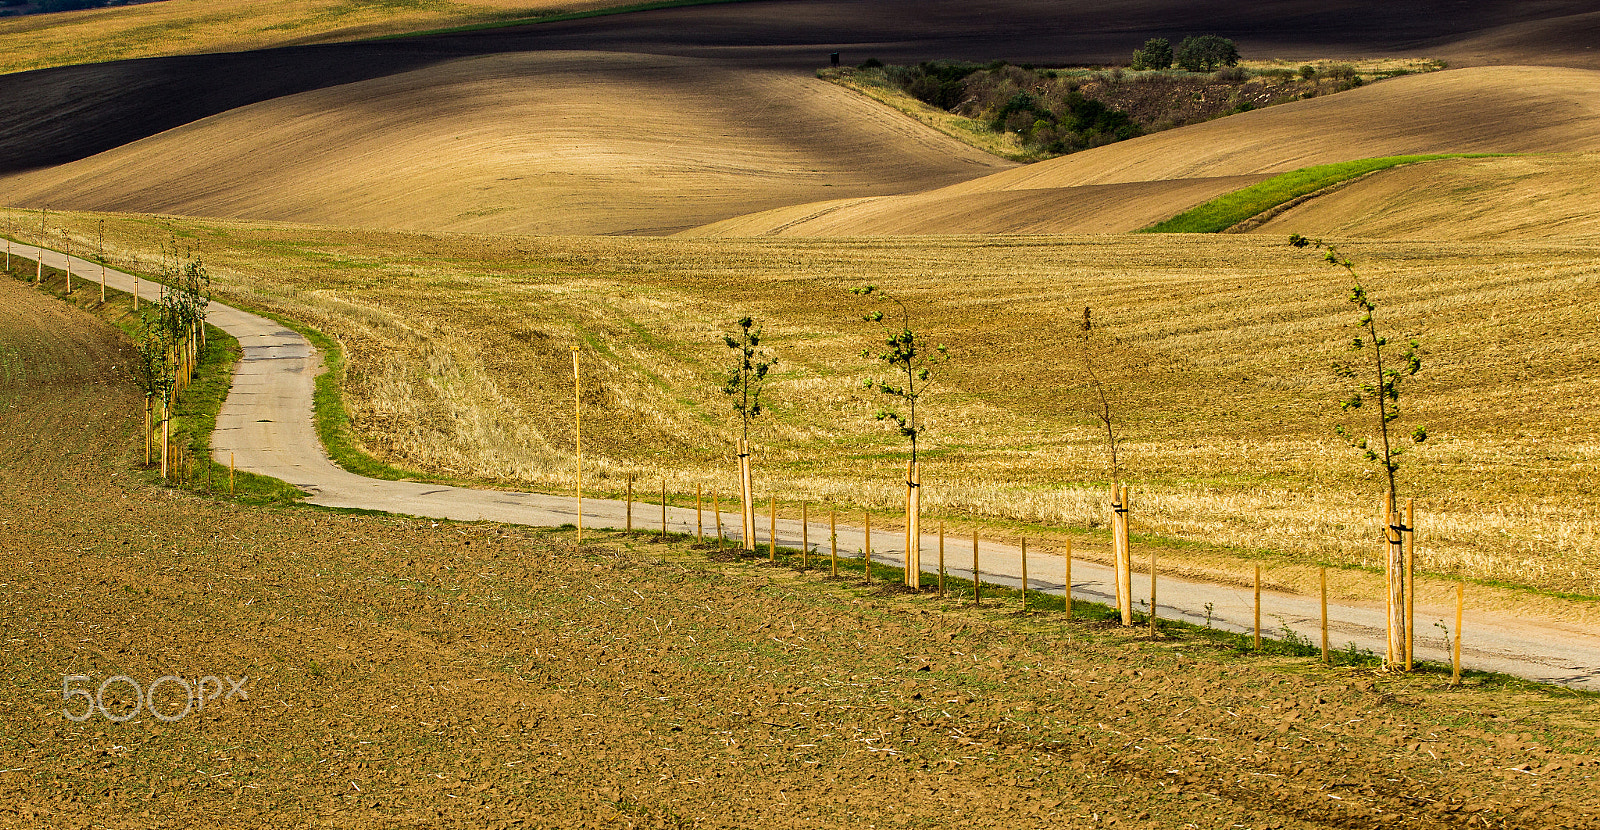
[9,209,1599,599]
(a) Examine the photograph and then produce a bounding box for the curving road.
[17,240,1600,690]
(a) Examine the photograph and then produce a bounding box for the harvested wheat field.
[692,66,1600,237]
[4,271,1600,828]
[1247,153,1600,241]
[0,50,1012,236]
[12,210,1600,604]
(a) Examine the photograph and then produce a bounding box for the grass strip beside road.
[1,251,304,504]
[1142,154,1502,233]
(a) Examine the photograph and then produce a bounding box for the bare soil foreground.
[4,267,1600,829]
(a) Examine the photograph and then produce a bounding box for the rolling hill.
[0,51,1014,236]
[687,66,1600,237]
[1247,153,1600,240]
[6,0,1600,237]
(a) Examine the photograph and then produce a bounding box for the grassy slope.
[1141,154,1500,233]
[11,212,1600,609]
[3,273,1598,827]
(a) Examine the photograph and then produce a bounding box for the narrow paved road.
[20,240,1600,690]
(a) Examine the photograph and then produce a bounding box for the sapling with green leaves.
[1291,235,1424,505]
[721,316,774,551]
[1294,234,1425,669]
[852,284,947,587]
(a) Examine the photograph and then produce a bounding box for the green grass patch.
[249,311,432,484]
[1141,154,1504,233]
[369,0,756,41]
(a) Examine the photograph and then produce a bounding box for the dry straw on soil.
[12,210,1600,598]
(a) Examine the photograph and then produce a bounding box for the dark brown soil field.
[5,256,1600,827]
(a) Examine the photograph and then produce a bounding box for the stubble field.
[9,212,1599,604]
[3,272,1600,828]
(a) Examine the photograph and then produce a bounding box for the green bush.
[1175,35,1240,72]
[1130,38,1172,70]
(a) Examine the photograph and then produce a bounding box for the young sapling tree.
[721,316,774,552]
[852,284,947,588]
[1292,234,1425,669]
[1075,306,1134,623]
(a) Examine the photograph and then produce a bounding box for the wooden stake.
[907,460,921,589]
[1253,564,1262,651]
[35,207,44,285]
[769,494,776,562]
[972,530,980,606]
[64,235,71,293]
[904,460,912,586]
[694,483,700,542]
[98,220,106,304]
[1020,537,1028,611]
[862,511,871,583]
[132,273,138,309]
[1452,582,1464,686]
[829,509,837,576]
[627,476,634,532]
[738,437,755,552]
[1320,566,1330,664]
[1113,484,1133,626]
[661,481,667,537]
[571,347,582,543]
[1063,538,1072,619]
[1384,492,1401,668]
[801,502,809,569]
[1148,545,1157,634]
[937,521,945,596]
[1405,498,1415,672]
